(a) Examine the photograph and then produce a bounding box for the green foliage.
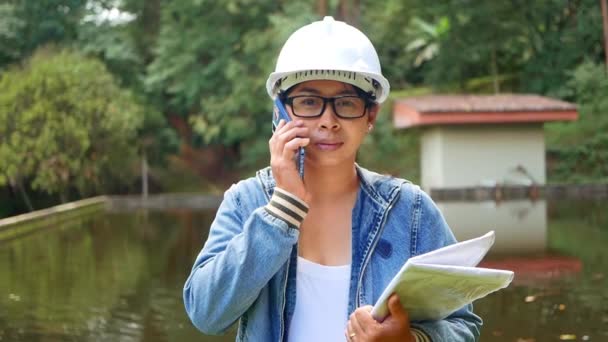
[358,99,421,183]
[546,62,608,183]
[1,0,607,197]
[145,0,316,167]
[368,0,604,95]
[417,1,527,89]
[146,0,275,116]
[0,0,87,69]
[405,16,449,67]
[0,48,144,198]
[200,2,317,147]
[361,0,420,88]
[517,0,604,95]
[76,1,179,168]
[0,3,25,68]
[548,134,608,183]
[77,21,143,89]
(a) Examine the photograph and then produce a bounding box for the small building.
[393,94,578,191]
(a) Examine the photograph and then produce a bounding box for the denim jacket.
[184,165,482,341]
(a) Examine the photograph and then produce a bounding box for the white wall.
[420,127,444,191]
[420,124,546,190]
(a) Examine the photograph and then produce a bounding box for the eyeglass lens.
[290,96,366,118]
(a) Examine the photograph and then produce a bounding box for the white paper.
[371,231,514,321]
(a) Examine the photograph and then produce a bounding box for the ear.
[368,104,380,126]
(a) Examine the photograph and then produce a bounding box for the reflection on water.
[0,210,236,342]
[438,199,608,341]
[438,200,547,254]
[0,201,606,341]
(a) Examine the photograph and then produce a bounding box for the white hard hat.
[266,16,390,103]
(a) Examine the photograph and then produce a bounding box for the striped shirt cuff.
[411,328,431,342]
[264,187,309,228]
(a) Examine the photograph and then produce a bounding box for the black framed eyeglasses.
[284,95,370,119]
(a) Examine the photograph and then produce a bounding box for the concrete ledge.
[431,184,608,202]
[106,193,223,211]
[0,193,224,242]
[0,196,108,241]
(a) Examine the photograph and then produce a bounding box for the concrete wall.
[107,194,223,211]
[0,197,107,242]
[420,124,546,190]
[0,194,224,242]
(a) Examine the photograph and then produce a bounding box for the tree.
[143,1,317,175]
[405,17,449,68]
[546,61,608,182]
[601,0,608,71]
[0,3,24,68]
[76,1,179,193]
[0,0,87,69]
[515,0,604,95]
[0,48,144,203]
[416,0,528,91]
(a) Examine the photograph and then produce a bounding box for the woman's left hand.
[345,294,414,342]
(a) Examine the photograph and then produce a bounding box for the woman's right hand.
[269,119,310,203]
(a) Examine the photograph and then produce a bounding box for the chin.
[306,153,355,168]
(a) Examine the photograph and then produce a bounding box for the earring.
[368,124,373,132]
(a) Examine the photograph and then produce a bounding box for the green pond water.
[0,199,606,341]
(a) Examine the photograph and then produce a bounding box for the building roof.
[393,94,578,128]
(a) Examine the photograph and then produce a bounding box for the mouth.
[314,141,344,151]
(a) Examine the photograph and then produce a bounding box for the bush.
[0,47,144,200]
[546,62,608,182]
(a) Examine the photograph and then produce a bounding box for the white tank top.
[287,256,351,342]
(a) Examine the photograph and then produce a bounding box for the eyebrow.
[293,87,357,96]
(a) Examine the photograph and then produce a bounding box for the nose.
[318,102,340,131]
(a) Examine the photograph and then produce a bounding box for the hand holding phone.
[272,98,305,179]
[271,98,291,133]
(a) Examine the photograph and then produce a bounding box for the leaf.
[412,17,438,37]
[406,38,428,51]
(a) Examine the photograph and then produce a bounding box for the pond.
[0,199,606,341]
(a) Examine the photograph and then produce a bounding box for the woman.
[184,16,482,342]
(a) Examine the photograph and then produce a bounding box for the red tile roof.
[393,94,578,128]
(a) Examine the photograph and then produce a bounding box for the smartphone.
[272,98,305,179]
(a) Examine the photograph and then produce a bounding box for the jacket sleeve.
[183,182,299,334]
[410,188,483,341]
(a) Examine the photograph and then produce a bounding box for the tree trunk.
[491,48,500,93]
[338,0,346,21]
[130,0,161,64]
[11,178,34,212]
[601,0,608,72]
[317,0,327,17]
[337,0,360,26]
[142,150,149,199]
[351,0,360,27]
[59,191,68,204]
